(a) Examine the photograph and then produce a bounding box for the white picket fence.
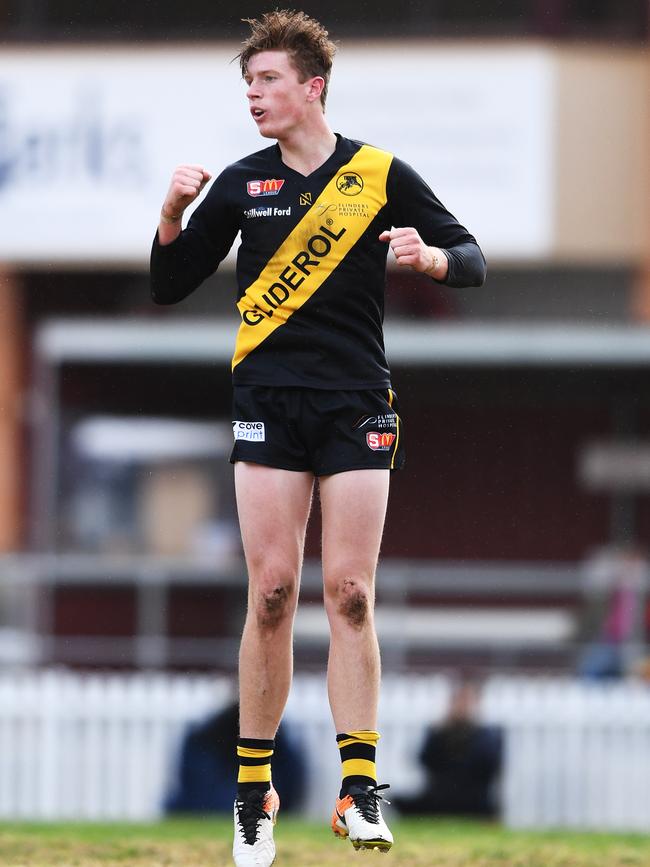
[1,670,650,830]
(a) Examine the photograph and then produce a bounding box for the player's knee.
[254,578,297,631]
[326,576,373,629]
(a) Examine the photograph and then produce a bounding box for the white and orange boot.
[233,786,280,866]
[331,783,393,852]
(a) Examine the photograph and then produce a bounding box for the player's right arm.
[150,165,238,305]
[158,164,212,245]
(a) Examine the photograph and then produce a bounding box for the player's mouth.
[251,108,266,122]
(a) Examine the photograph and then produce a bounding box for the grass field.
[1,818,650,867]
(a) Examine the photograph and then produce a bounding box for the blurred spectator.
[575,545,648,680]
[394,680,502,818]
[164,701,306,814]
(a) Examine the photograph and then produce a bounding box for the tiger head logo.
[336,172,364,196]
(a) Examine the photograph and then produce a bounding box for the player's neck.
[277,116,337,177]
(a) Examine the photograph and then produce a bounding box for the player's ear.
[306,76,325,103]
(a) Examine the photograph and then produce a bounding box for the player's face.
[244,50,316,140]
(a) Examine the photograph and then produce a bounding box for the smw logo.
[247,178,285,197]
[366,431,396,451]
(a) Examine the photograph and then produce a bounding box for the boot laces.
[352,783,391,824]
[235,789,271,845]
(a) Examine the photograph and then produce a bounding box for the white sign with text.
[0,45,554,265]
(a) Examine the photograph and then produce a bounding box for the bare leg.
[235,462,314,739]
[320,470,390,732]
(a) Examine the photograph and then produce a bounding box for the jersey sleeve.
[150,170,240,305]
[386,157,486,288]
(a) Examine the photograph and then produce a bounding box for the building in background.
[0,1,649,673]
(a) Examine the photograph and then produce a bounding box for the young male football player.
[151,10,486,866]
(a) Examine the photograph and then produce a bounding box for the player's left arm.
[378,226,449,281]
[380,157,487,288]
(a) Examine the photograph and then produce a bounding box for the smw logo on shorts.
[233,421,266,441]
[366,431,396,451]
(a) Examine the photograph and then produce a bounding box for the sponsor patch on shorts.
[366,431,396,451]
[353,413,397,431]
[233,421,266,442]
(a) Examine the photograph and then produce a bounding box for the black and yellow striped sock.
[337,730,380,797]
[237,737,274,796]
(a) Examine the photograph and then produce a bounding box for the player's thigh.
[235,461,314,579]
[319,469,390,585]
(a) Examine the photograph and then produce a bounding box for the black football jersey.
[151,135,486,389]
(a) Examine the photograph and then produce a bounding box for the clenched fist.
[379,227,448,281]
[161,165,212,223]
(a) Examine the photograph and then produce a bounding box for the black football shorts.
[230,385,405,476]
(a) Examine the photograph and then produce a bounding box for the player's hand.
[379,227,448,280]
[161,165,212,222]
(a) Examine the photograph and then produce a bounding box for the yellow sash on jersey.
[232,145,393,370]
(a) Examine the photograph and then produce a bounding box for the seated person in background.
[394,679,502,818]
[165,701,305,814]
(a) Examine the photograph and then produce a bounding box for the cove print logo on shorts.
[366,431,396,451]
[232,421,266,441]
[247,179,285,197]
